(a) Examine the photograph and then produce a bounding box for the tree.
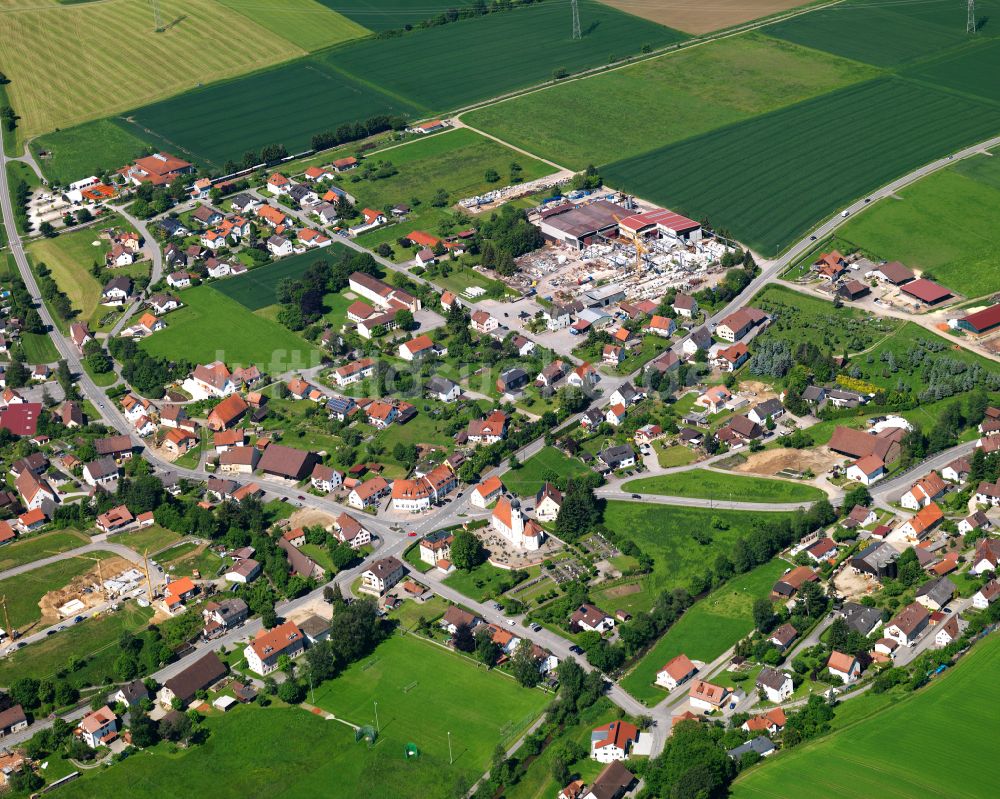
[452,622,475,652]
[511,640,542,687]
[484,168,500,183]
[475,628,500,667]
[555,480,600,541]
[842,484,871,512]
[395,309,414,331]
[278,679,305,704]
[431,188,449,207]
[39,221,56,237]
[9,677,39,710]
[752,598,775,633]
[450,530,485,571]
[130,711,160,748]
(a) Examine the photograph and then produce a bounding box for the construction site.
[511,193,734,305]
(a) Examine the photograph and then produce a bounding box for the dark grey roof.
[599,444,636,467]
[915,576,955,607]
[753,398,784,418]
[427,376,458,394]
[756,667,791,691]
[802,385,826,402]
[727,737,775,760]
[840,601,883,635]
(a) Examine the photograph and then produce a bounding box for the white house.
[884,602,930,647]
[756,667,794,702]
[900,472,947,510]
[535,483,563,522]
[845,455,885,486]
[79,706,118,748]
[688,680,729,713]
[972,579,1000,609]
[655,654,697,691]
[827,652,860,683]
[571,603,614,633]
[590,721,639,763]
[360,556,406,595]
[243,621,305,676]
[267,235,294,257]
[471,476,504,508]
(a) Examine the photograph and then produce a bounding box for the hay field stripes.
[212,0,371,52]
[0,0,307,136]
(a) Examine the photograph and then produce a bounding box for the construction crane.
[612,214,650,274]
[0,596,13,641]
[47,551,110,601]
[142,550,156,603]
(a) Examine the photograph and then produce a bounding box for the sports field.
[214,0,369,51]
[139,285,322,369]
[764,0,983,67]
[622,470,824,503]
[311,634,547,782]
[123,60,418,167]
[31,119,153,186]
[0,0,305,135]
[732,632,1000,797]
[595,503,794,615]
[602,77,1000,253]
[326,0,473,31]
[464,33,878,169]
[620,559,787,704]
[323,1,685,113]
[838,149,1000,297]
[600,0,811,34]
[211,246,349,310]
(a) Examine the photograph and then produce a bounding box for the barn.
[957,304,1000,336]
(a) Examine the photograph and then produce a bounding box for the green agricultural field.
[108,525,182,555]
[323,1,684,114]
[503,446,593,497]
[0,552,116,630]
[214,0,369,51]
[327,0,473,31]
[595,503,794,615]
[123,60,419,168]
[336,128,554,239]
[31,119,153,186]
[19,332,60,363]
[620,559,788,704]
[0,603,154,689]
[311,634,547,787]
[622,470,824,502]
[139,285,321,370]
[906,38,1000,106]
[751,284,901,352]
[465,33,879,169]
[603,77,1000,253]
[837,149,1000,297]
[732,632,1000,798]
[764,0,983,67]
[0,529,88,572]
[0,0,306,135]
[211,247,349,310]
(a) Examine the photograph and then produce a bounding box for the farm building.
[956,304,1000,336]
[616,208,702,243]
[899,278,953,306]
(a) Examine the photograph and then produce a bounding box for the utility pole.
[0,596,12,641]
[448,731,453,765]
[571,0,581,39]
[143,549,155,603]
[374,700,380,733]
[968,0,977,32]
[150,0,164,31]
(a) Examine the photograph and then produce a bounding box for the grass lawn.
[140,285,321,371]
[622,470,824,503]
[214,0,368,51]
[731,631,1000,797]
[597,503,794,616]
[32,118,153,185]
[443,562,531,603]
[389,596,449,631]
[619,559,788,705]
[108,525,182,555]
[212,246,351,310]
[403,544,433,574]
[0,0,306,136]
[0,552,116,630]
[655,444,696,468]
[28,225,122,324]
[20,331,60,363]
[299,542,334,573]
[603,76,1000,253]
[465,33,879,169]
[504,446,593,497]
[752,284,901,353]
[333,128,554,241]
[0,529,88,572]
[837,147,1000,297]
[311,634,547,786]
[503,698,619,799]
[0,602,154,689]
[160,541,223,579]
